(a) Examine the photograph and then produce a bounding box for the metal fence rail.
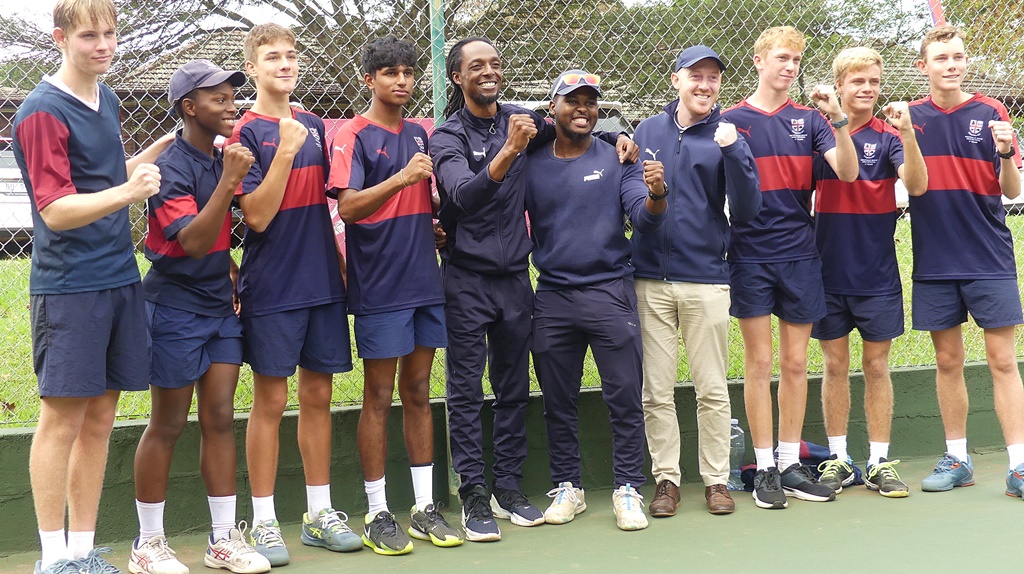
[0,0,1022,426]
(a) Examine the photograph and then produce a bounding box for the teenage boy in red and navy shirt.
[228,23,358,566]
[721,25,858,509]
[811,47,928,500]
[130,59,273,574]
[907,25,1024,496]
[429,37,637,542]
[329,36,463,556]
[12,1,173,572]
[525,70,665,533]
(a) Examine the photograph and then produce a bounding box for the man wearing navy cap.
[524,69,666,532]
[131,59,271,574]
[632,46,761,517]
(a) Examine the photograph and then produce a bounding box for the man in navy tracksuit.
[525,70,666,532]
[631,46,761,518]
[430,37,637,542]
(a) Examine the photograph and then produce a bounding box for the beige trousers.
[636,278,732,486]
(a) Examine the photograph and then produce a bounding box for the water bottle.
[726,418,746,491]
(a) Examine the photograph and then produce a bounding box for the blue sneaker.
[921,453,974,492]
[248,519,290,566]
[34,559,77,574]
[78,548,122,573]
[1006,463,1024,497]
[301,508,363,552]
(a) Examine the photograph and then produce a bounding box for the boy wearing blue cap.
[632,46,761,518]
[130,59,272,574]
[525,69,666,532]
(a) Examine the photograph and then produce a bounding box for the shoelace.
[499,489,531,510]
[318,509,355,533]
[932,454,956,473]
[546,484,579,506]
[144,536,177,561]
[615,486,644,510]
[756,468,782,491]
[817,458,852,480]
[253,521,286,548]
[41,560,79,574]
[870,459,902,481]
[793,464,818,482]
[655,482,673,497]
[80,548,121,574]
[464,493,492,521]
[372,512,401,536]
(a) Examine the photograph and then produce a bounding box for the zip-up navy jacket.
[630,101,761,283]
[431,104,621,274]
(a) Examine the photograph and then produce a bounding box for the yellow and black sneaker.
[362,511,413,556]
[408,504,464,548]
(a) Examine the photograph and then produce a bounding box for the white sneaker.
[612,484,648,531]
[129,535,189,574]
[544,481,586,524]
[205,522,272,574]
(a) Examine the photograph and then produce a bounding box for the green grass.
[4,216,1024,426]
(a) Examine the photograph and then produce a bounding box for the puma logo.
[376,145,389,158]
[644,148,659,160]
[472,147,486,160]
[736,126,753,138]
[334,144,348,154]
[583,169,604,182]
[913,123,926,136]
[262,138,278,149]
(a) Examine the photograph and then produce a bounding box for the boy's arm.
[175,143,255,258]
[335,152,432,224]
[883,102,928,197]
[990,120,1022,200]
[236,117,309,232]
[812,85,859,183]
[127,132,176,177]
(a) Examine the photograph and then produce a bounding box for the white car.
[0,138,33,254]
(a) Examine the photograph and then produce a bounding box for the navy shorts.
[729,258,827,324]
[912,279,1023,331]
[811,292,905,342]
[242,302,353,377]
[31,283,150,398]
[354,304,447,359]
[147,302,243,389]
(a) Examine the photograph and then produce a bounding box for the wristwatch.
[648,187,669,201]
[998,147,1016,159]
[830,114,849,129]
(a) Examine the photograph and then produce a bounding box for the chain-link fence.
[1,0,1022,426]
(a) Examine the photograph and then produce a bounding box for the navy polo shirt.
[143,134,235,317]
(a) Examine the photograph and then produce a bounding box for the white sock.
[753,447,776,471]
[946,438,968,463]
[1007,444,1024,469]
[365,477,388,516]
[868,442,890,468]
[776,441,801,470]
[410,464,434,511]
[827,435,849,462]
[306,484,332,517]
[208,495,236,542]
[251,495,276,523]
[39,529,68,568]
[67,531,94,560]
[136,500,165,542]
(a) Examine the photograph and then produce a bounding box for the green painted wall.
[0,363,1011,556]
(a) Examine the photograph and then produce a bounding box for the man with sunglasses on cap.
[430,38,638,542]
[523,69,666,532]
[631,46,761,518]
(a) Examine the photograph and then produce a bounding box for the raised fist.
[642,160,665,194]
[278,118,310,156]
[882,101,913,133]
[714,122,738,147]
[126,163,161,202]
[810,84,842,117]
[401,152,433,186]
[989,120,1016,155]
[223,142,255,185]
[505,114,537,154]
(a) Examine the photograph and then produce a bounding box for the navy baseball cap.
[168,59,246,115]
[673,45,726,72]
[549,69,602,99]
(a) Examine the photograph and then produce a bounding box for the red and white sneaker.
[129,535,189,574]
[205,522,271,574]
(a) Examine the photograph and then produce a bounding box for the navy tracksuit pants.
[443,263,532,496]
[531,277,647,489]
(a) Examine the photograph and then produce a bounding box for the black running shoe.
[461,485,501,542]
[752,467,788,509]
[780,463,836,502]
[491,487,545,527]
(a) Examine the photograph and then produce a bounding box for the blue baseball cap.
[169,59,246,115]
[673,45,726,72]
[549,69,602,99]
